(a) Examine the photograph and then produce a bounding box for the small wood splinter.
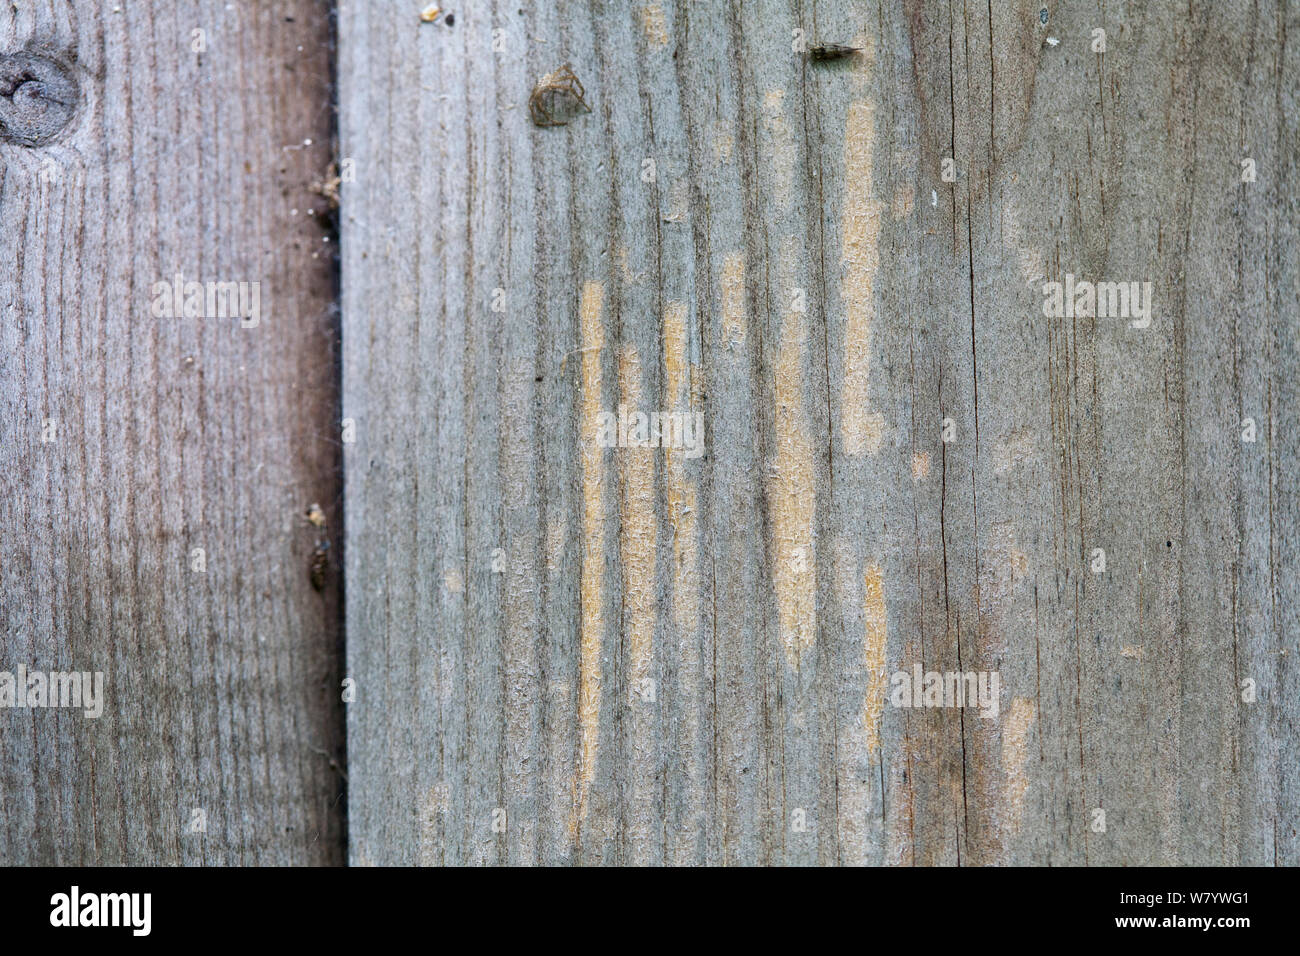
[808,43,862,60]
[529,63,591,127]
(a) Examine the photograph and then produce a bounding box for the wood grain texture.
[340,0,1299,865]
[0,1,344,864]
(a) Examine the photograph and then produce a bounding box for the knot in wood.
[0,53,78,147]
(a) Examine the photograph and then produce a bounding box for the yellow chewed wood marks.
[840,98,887,456]
[994,428,1036,474]
[417,782,449,865]
[771,240,816,670]
[862,564,889,756]
[619,346,657,700]
[761,89,795,209]
[711,123,735,168]
[891,183,915,219]
[640,4,669,47]
[721,251,747,348]
[663,302,703,818]
[1002,697,1036,836]
[545,513,565,577]
[663,304,690,409]
[1001,197,1048,290]
[617,243,646,285]
[849,30,875,73]
[981,522,1029,649]
[576,280,606,826]
[911,451,931,480]
[663,180,689,223]
[443,566,464,593]
[663,302,700,642]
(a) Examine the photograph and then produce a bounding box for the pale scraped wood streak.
[0,2,344,864]
[340,0,1298,864]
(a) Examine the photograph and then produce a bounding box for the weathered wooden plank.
[341,0,1298,865]
[0,1,343,864]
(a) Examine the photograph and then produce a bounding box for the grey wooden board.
[340,0,1298,864]
[0,1,344,864]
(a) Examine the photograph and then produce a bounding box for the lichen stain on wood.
[840,96,886,457]
[575,280,606,833]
